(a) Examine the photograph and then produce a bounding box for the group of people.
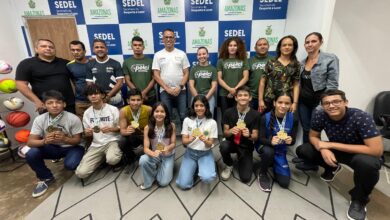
[14,29,383,220]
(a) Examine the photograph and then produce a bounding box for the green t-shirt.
[122,56,155,97]
[217,58,250,96]
[248,55,272,98]
[189,64,217,95]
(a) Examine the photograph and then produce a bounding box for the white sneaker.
[221,165,233,181]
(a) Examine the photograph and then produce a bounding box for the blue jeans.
[139,153,175,188]
[25,144,84,180]
[160,90,187,122]
[176,148,216,189]
[298,102,316,143]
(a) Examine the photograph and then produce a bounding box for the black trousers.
[220,140,253,183]
[259,145,290,188]
[119,135,143,164]
[296,143,381,203]
[219,96,236,117]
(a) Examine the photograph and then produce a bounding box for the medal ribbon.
[155,126,165,144]
[131,108,141,123]
[275,114,287,132]
[235,107,249,145]
[196,117,204,128]
[48,112,64,127]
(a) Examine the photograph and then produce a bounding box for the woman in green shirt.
[189,47,218,117]
[217,37,249,115]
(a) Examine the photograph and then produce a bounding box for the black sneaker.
[295,162,319,171]
[258,172,271,192]
[347,200,367,220]
[320,164,342,182]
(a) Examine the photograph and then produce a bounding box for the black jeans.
[259,145,290,188]
[119,135,143,164]
[296,143,381,203]
[220,140,253,183]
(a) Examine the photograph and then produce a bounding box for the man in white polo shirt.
[152,28,190,124]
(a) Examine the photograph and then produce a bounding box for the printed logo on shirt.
[106,66,114,73]
[195,70,212,78]
[252,62,265,70]
[223,61,243,69]
[89,116,111,123]
[130,64,150,72]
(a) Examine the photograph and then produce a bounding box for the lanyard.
[275,114,287,131]
[195,117,204,128]
[93,104,104,126]
[48,112,64,127]
[155,125,165,143]
[237,107,249,121]
[131,108,141,122]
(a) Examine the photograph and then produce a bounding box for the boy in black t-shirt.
[220,86,260,183]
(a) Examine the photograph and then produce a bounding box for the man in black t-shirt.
[220,86,260,183]
[16,39,75,113]
[86,39,124,108]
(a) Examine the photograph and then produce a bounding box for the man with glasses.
[152,28,190,124]
[295,89,383,220]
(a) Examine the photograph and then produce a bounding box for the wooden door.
[24,16,79,60]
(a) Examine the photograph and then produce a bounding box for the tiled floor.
[14,139,388,220]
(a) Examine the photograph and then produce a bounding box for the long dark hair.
[269,92,293,136]
[275,35,298,62]
[219,37,247,60]
[187,95,212,119]
[148,102,173,139]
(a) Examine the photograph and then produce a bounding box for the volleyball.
[0,79,17,93]
[3,97,24,111]
[6,111,30,127]
[15,129,30,143]
[0,60,12,74]
[0,119,5,133]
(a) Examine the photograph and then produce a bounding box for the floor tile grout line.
[52,184,64,219]
[168,184,192,218]
[120,186,160,218]
[114,181,123,217]
[53,180,116,217]
[190,181,221,218]
[221,181,263,218]
[328,186,337,218]
[287,187,334,218]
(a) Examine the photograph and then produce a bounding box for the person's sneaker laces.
[320,164,342,182]
[221,165,233,181]
[258,172,271,192]
[32,177,55,198]
[347,200,367,220]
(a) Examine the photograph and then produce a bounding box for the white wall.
[327,0,390,112]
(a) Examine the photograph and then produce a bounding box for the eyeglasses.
[163,36,175,39]
[321,99,344,107]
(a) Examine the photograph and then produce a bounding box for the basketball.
[15,129,30,143]
[0,79,17,93]
[0,60,12,74]
[6,111,30,127]
[0,119,5,133]
[3,97,24,111]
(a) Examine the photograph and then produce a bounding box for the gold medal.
[46,125,54,133]
[131,121,139,129]
[156,142,165,151]
[192,127,202,137]
[236,120,246,129]
[277,130,288,140]
[93,126,100,133]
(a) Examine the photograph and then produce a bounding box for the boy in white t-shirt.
[75,84,122,179]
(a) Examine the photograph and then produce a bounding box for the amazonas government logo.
[264,25,278,46]
[96,0,103,7]
[28,0,36,9]
[191,27,212,48]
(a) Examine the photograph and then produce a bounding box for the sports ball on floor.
[0,60,12,74]
[3,97,24,111]
[15,129,30,143]
[0,119,5,133]
[0,137,10,151]
[6,111,30,127]
[0,79,17,93]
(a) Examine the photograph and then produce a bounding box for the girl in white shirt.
[176,95,218,189]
